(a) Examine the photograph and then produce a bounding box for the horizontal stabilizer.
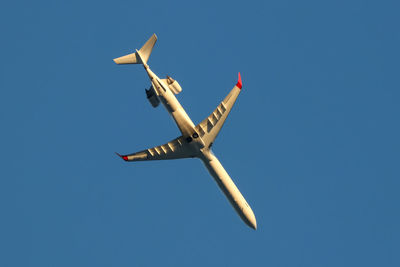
[113,53,139,64]
[113,33,157,65]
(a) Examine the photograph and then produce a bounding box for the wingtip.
[115,152,128,161]
[236,72,242,89]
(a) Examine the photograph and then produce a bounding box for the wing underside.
[195,73,242,147]
[117,73,242,161]
[117,136,193,162]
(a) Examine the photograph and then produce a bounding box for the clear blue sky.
[1,0,399,266]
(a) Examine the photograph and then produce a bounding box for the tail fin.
[113,33,157,65]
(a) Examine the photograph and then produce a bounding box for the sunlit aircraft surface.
[114,34,257,230]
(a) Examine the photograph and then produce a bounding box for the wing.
[194,73,243,147]
[116,136,194,162]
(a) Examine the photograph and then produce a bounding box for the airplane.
[113,34,257,230]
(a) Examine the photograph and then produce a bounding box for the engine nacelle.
[145,86,160,108]
[163,76,182,95]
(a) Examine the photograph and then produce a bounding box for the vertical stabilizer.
[113,33,157,65]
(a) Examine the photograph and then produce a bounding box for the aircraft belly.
[200,151,257,230]
[172,109,195,135]
[159,95,195,137]
[149,71,196,137]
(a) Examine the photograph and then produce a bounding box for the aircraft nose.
[244,207,257,230]
[248,214,257,230]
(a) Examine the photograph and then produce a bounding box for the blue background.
[1,0,399,266]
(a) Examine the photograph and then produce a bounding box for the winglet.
[115,152,128,161]
[236,72,242,89]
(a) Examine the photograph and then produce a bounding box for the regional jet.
[114,34,257,230]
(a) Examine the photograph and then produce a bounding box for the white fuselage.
[145,66,197,138]
[199,150,257,229]
[144,65,257,230]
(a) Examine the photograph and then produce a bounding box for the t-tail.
[113,33,157,65]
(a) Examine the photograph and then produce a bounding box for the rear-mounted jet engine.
[163,76,182,95]
[145,85,160,108]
